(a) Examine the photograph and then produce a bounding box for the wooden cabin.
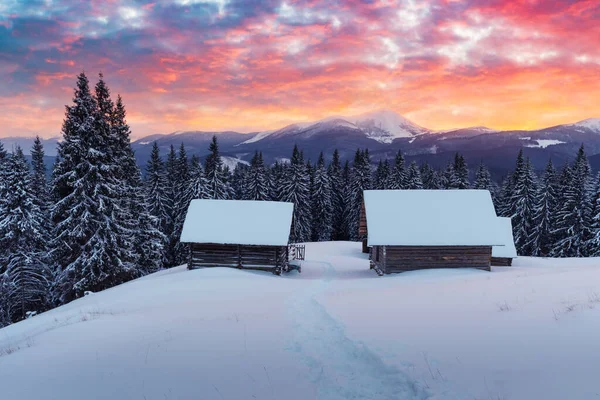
[363,190,504,274]
[179,199,294,274]
[491,217,517,266]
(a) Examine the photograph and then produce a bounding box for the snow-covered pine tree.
[205,136,230,200]
[441,161,458,189]
[374,159,391,190]
[528,159,558,256]
[348,149,372,241]
[112,96,164,273]
[244,151,270,200]
[552,145,593,257]
[389,150,407,189]
[231,163,248,200]
[280,145,312,242]
[328,149,347,240]
[311,152,333,241]
[0,147,52,321]
[270,161,287,201]
[405,161,423,189]
[144,142,172,255]
[171,144,191,264]
[30,136,50,209]
[510,157,537,255]
[586,172,600,256]
[453,153,469,189]
[473,162,497,201]
[52,72,138,303]
[420,162,441,189]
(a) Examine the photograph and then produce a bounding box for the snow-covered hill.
[1,242,600,400]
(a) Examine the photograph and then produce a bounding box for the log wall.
[377,245,492,274]
[189,243,287,272]
[359,201,367,239]
[491,257,513,267]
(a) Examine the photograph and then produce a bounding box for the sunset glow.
[1,0,599,138]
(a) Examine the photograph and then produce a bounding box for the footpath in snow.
[1,242,600,399]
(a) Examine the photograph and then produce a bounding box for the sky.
[1,0,599,139]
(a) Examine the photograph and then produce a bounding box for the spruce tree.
[529,159,558,256]
[311,152,333,241]
[231,163,248,200]
[441,161,458,189]
[473,162,497,201]
[406,161,424,189]
[145,142,172,254]
[0,147,51,321]
[205,136,230,200]
[374,159,391,190]
[587,172,600,256]
[52,73,137,302]
[453,153,469,189]
[328,149,347,241]
[348,149,372,240]
[389,150,406,189]
[30,136,50,210]
[510,157,537,255]
[552,145,593,257]
[421,162,441,189]
[244,151,270,200]
[280,145,312,242]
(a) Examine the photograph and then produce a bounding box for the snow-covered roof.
[363,190,504,246]
[492,217,518,259]
[180,200,293,246]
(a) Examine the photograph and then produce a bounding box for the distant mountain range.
[3,110,600,179]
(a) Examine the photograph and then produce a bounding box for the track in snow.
[286,260,428,400]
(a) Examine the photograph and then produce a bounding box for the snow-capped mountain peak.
[349,109,430,143]
[572,118,600,132]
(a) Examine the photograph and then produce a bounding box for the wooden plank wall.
[382,246,492,273]
[491,257,513,267]
[189,243,287,271]
[358,200,367,239]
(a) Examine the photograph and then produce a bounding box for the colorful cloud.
[1,0,599,138]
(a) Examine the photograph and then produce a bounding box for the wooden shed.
[491,217,517,266]
[363,190,504,274]
[179,199,294,274]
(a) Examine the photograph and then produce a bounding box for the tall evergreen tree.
[420,162,440,189]
[280,145,312,242]
[473,162,497,202]
[406,161,424,189]
[453,153,469,189]
[205,136,230,200]
[145,142,172,249]
[374,159,391,190]
[511,157,538,255]
[348,149,372,240]
[389,150,406,189]
[586,172,600,256]
[552,145,593,257]
[231,163,248,200]
[0,147,51,321]
[441,161,458,189]
[30,136,49,210]
[528,159,558,256]
[328,149,347,240]
[244,151,270,200]
[311,153,333,241]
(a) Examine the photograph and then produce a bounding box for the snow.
[138,141,151,145]
[363,190,504,246]
[239,130,276,144]
[180,199,293,245]
[519,136,531,140]
[220,156,249,170]
[525,139,566,149]
[572,118,600,132]
[2,241,600,400]
[492,217,518,258]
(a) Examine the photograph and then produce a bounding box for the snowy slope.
[1,242,600,400]
[571,118,600,132]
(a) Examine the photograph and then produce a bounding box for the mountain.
[3,111,600,179]
[129,111,600,178]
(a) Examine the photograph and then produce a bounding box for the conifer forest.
[0,73,598,327]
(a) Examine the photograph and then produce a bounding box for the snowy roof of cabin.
[180,200,293,246]
[363,190,504,246]
[492,217,518,258]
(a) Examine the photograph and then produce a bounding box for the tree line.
[0,72,598,328]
